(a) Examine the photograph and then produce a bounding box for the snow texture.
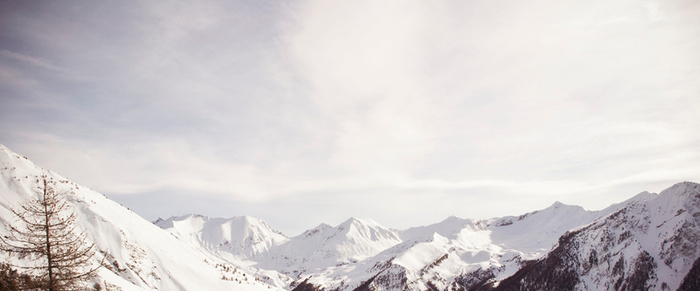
[1,144,698,291]
[0,145,282,290]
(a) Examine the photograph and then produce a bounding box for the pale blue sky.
[1,0,699,235]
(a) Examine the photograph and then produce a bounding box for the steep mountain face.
[0,145,282,290]
[678,257,700,291]
[256,217,403,277]
[149,183,700,290]
[156,215,403,279]
[333,203,619,290]
[496,182,700,291]
[275,189,693,291]
[280,198,644,290]
[155,214,288,258]
[3,144,699,291]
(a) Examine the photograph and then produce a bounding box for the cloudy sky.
[1,0,699,235]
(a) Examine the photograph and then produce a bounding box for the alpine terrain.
[1,144,698,290]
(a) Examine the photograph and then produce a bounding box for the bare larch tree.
[1,177,100,290]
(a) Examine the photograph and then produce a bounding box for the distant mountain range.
[1,144,698,290]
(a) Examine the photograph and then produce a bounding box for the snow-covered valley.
[1,144,699,290]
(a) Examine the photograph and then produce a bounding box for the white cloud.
[280,0,699,179]
[1,0,699,233]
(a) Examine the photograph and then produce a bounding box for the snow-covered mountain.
[287,198,642,290]
[261,217,402,273]
[157,214,404,280]
[495,181,700,291]
[295,184,695,291]
[153,181,693,291]
[2,144,699,291]
[0,145,283,290]
[155,214,288,258]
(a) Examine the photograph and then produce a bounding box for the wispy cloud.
[1,0,699,234]
[1,50,64,71]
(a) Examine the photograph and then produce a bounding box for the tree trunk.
[42,179,55,291]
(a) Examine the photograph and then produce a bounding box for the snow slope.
[496,181,700,291]
[155,214,288,258]
[3,144,697,291]
[0,145,282,290]
[261,217,402,272]
[155,187,654,290]
[278,197,650,290]
[152,179,673,291]
[158,215,404,279]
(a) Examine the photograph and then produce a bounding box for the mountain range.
[1,144,698,290]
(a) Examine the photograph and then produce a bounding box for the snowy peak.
[293,217,400,244]
[156,214,288,257]
[495,181,700,291]
[335,217,401,243]
[316,183,700,291]
[254,217,403,274]
[0,144,32,166]
[550,200,566,207]
[3,144,698,291]
[662,181,699,194]
[338,217,371,228]
[656,181,700,204]
[300,223,332,238]
[538,200,585,215]
[0,145,50,201]
[640,181,700,233]
[533,200,588,221]
[400,215,481,241]
[0,144,282,290]
[629,190,658,202]
[299,217,401,259]
[598,190,657,216]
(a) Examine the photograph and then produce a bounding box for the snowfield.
[0,145,282,290]
[1,144,698,290]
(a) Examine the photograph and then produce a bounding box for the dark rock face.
[450,267,498,291]
[483,183,700,291]
[297,182,700,291]
[493,243,659,291]
[355,265,409,291]
[615,252,657,291]
[491,207,663,291]
[677,257,700,291]
[494,231,582,291]
[292,279,325,291]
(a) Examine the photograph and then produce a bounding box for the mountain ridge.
[0,144,284,290]
[494,181,700,291]
[1,144,698,290]
[154,214,288,258]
